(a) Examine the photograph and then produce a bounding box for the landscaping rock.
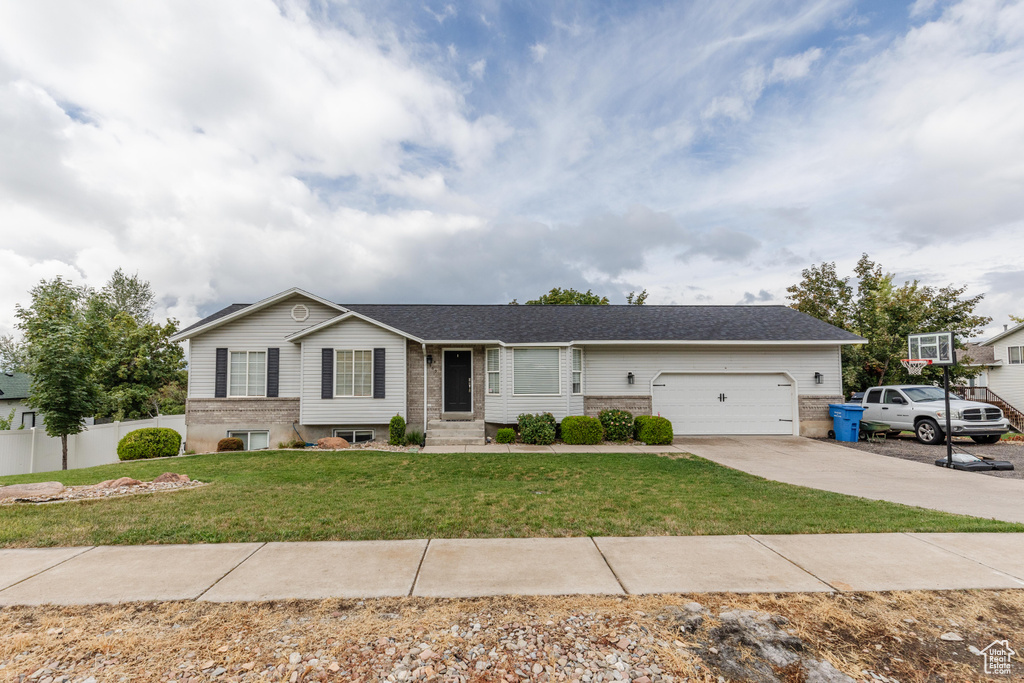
[315,437,350,450]
[701,607,855,683]
[0,482,65,500]
[90,477,143,490]
[664,601,706,633]
[152,473,190,484]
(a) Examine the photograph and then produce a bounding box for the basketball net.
[901,359,931,375]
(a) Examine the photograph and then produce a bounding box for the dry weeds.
[2,591,1022,682]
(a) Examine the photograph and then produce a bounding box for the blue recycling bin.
[828,404,866,442]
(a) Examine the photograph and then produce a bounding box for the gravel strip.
[0,480,207,505]
[826,434,1024,479]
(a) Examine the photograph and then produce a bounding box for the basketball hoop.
[901,358,932,375]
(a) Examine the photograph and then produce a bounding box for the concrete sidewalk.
[2,533,1023,605]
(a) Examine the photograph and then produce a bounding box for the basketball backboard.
[908,331,954,366]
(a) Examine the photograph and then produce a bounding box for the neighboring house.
[968,323,1024,431]
[170,288,865,451]
[0,371,38,429]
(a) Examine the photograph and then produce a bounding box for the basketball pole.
[943,364,953,467]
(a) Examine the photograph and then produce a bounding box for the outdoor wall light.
[627,372,635,385]
[426,354,433,366]
[814,372,823,385]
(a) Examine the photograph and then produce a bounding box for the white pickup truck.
[859,385,1010,445]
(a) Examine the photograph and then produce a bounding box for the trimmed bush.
[633,415,652,440]
[389,414,407,446]
[637,416,674,445]
[518,412,556,445]
[117,427,181,461]
[598,409,634,442]
[217,437,244,452]
[560,416,604,445]
[495,427,516,444]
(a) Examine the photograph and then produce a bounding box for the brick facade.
[797,395,843,421]
[405,341,486,430]
[185,397,300,425]
[583,395,653,418]
[798,394,843,437]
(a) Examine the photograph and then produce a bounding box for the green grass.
[0,450,1020,547]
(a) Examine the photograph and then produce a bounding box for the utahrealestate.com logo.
[974,640,1015,676]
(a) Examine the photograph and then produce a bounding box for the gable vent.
[291,303,309,322]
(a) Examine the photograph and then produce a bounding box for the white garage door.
[652,373,795,435]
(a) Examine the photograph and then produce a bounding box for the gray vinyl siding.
[582,345,843,398]
[187,296,341,399]
[484,346,584,423]
[299,318,407,425]
[988,327,1024,410]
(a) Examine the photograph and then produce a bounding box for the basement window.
[333,429,375,443]
[227,430,269,450]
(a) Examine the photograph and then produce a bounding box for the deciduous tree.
[15,278,102,469]
[788,255,990,391]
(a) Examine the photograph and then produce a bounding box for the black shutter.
[373,348,385,399]
[266,348,280,397]
[321,348,334,399]
[215,348,228,398]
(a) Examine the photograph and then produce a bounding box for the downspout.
[422,343,428,436]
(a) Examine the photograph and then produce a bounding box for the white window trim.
[333,428,375,443]
[335,349,374,398]
[571,348,583,395]
[486,347,501,395]
[1007,345,1023,364]
[512,347,563,397]
[228,349,267,398]
[227,429,269,450]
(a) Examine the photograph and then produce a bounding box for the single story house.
[170,288,865,451]
[0,371,39,430]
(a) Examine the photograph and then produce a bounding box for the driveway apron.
[677,436,1024,524]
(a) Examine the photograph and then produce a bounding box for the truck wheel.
[915,419,944,445]
[970,435,1001,445]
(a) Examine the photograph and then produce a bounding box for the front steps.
[425,419,486,446]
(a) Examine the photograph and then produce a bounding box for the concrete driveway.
[677,436,1024,524]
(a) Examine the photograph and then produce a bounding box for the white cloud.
[469,59,486,80]
[530,43,548,63]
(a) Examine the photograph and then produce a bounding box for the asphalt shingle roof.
[178,303,251,335]
[0,371,30,400]
[181,301,863,344]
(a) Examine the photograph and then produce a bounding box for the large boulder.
[316,437,350,450]
[0,482,65,500]
[90,477,143,490]
[153,473,190,484]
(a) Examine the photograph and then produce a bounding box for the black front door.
[443,350,472,412]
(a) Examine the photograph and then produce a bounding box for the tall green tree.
[511,287,649,305]
[15,277,102,469]
[0,334,27,373]
[85,271,185,420]
[787,255,990,391]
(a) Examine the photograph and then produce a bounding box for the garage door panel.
[652,373,794,435]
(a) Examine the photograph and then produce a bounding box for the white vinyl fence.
[0,415,186,476]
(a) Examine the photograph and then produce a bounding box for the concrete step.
[425,436,486,446]
[428,421,485,432]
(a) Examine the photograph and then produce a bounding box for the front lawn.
[0,450,1020,547]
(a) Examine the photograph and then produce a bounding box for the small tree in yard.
[15,278,102,470]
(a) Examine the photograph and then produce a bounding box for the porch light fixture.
[814,372,823,385]
[627,372,635,385]
[426,354,433,366]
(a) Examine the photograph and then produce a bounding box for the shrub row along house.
[170,288,865,451]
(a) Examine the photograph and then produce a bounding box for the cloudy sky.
[1,0,1022,339]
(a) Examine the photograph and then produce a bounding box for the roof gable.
[171,288,347,341]
[983,321,1024,346]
